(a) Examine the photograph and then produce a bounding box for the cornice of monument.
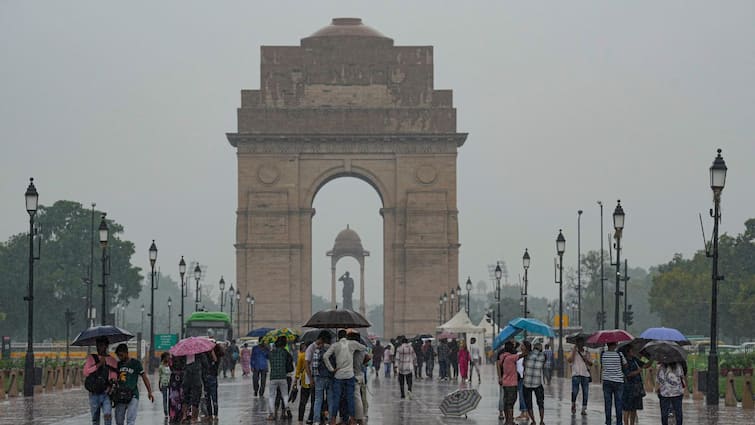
[227,133,468,154]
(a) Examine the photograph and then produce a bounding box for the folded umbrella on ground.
[439,388,482,418]
[71,325,134,346]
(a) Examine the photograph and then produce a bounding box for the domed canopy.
[327,225,370,259]
[307,18,390,40]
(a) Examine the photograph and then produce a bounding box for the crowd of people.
[82,332,688,425]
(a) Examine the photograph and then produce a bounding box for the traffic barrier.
[724,371,737,407]
[742,374,753,409]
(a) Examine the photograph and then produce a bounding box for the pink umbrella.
[586,329,634,348]
[169,337,216,356]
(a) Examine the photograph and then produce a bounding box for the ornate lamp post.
[140,304,145,335]
[455,285,461,313]
[235,290,241,339]
[522,249,530,319]
[465,277,472,313]
[597,200,606,330]
[494,263,503,337]
[246,293,252,333]
[707,149,727,405]
[555,229,566,377]
[577,209,583,326]
[167,297,172,333]
[98,214,109,325]
[179,257,186,338]
[219,276,226,312]
[449,290,455,316]
[438,296,443,325]
[612,200,625,329]
[23,178,39,397]
[148,240,158,374]
[547,303,553,324]
[442,292,448,322]
[193,263,202,311]
[228,284,234,329]
[251,296,255,330]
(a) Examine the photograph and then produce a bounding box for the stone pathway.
[0,365,752,424]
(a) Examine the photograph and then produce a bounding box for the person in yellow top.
[295,342,315,423]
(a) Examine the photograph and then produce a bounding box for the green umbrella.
[261,328,299,345]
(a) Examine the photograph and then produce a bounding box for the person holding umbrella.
[83,336,119,425]
[621,346,651,425]
[656,360,686,425]
[567,337,593,416]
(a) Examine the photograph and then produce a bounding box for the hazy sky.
[1,1,753,308]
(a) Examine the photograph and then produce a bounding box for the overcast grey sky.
[1,1,753,307]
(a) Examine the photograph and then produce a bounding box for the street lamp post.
[465,277,472,314]
[148,240,158,374]
[193,264,202,311]
[228,285,234,330]
[555,229,566,378]
[612,200,625,329]
[577,210,583,326]
[246,292,252,331]
[219,276,226,312]
[179,257,186,338]
[23,178,39,397]
[707,149,727,405]
[495,263,502,338]
[167,297,172,333]
[87,203,96,330]
[438,295,443,325]
[98,214,109,325]
[455,286,461,313]
[450,290,455,316]
[140,304,145,335]
[235,290,241,338]
[522,249,530,319]
[250,296,255,330]
[598,201,606,330]
[547,303,553,325]
[442,292,448,322]
[623,259,630,330]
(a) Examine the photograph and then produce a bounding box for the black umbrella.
[72,325,134,346]
[300,329,337,345]
[640,340,688,364]
[565,332,591,344]
[303,308,371,329]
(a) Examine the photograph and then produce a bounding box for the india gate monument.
[227,18,467,337]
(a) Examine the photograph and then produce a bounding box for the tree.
[0,200,143,341]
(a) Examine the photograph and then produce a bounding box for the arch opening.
[311,176,384,336]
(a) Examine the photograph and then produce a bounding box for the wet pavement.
[1,364,752,424]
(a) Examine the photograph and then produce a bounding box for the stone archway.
[227,18,467,337]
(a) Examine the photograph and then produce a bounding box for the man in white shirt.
[323,329,365,425]
[468,337,482,383]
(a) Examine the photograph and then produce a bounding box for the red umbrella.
[586,329,633,348]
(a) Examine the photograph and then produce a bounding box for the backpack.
[84,354,110,394]
[314,346,334,378]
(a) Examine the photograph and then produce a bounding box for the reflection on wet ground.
[1,364,752,424]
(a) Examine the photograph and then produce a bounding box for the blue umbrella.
[508,317,555,337]
[71,325,134,346]
[493,325,522,350]
[246,327,275,338]
[639,327,690,345]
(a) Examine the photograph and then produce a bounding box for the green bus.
[185,311,232,341]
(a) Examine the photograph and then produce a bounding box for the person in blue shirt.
[251,343,270,397]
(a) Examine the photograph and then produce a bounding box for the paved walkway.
[1,365,752,424]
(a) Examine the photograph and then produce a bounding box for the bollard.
[44,367,55,392]
[8,369,19,397]
[724,371,737,407]
[692,368,704,400]
[591,362,601,383]
[742,374,753,409]
[0,369,6,398]
[55,366,64,391]
[644,364,655,393]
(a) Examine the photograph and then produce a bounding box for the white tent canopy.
[437,310,483,334]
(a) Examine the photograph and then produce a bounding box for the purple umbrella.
[639,327,690,345]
